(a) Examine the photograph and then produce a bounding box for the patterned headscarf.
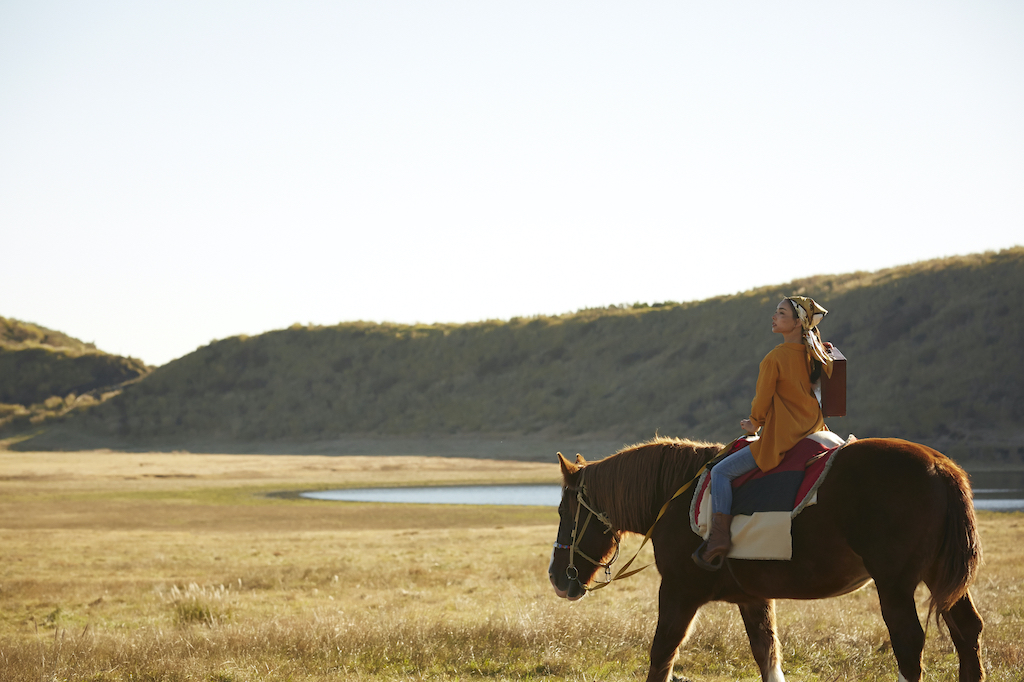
[786,296,833,379]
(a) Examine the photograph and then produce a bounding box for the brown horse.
[549,436,984,682]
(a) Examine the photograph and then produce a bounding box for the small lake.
[969,470,1024,512]
[302,470,1024,511]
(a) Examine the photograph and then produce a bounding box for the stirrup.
[691,540,725,572]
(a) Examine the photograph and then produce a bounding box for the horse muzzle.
[549,568,587,601]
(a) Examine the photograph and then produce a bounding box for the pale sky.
[2,1,1022,367]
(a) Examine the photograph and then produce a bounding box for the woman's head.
[772,300,803,339]
[781,295,833,383]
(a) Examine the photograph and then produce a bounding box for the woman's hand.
[740,418,758,435]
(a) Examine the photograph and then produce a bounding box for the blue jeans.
[710,445,758,515]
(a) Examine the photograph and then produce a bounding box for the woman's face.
[771,300,802,336]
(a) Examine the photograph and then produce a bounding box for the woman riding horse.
[694,295,833,570]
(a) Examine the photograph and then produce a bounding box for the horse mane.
[583,436,724,533]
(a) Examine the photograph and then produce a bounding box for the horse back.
[819,437,971,534]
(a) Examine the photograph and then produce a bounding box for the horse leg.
[876,583,926,682]
[738,600,785,682]
[939,591,985,682]
[647,583,701,682]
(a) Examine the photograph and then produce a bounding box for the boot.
[692,513,733,571]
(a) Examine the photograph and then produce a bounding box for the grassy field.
[1,450,1021,681]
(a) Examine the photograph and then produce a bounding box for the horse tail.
[928,457,982,619]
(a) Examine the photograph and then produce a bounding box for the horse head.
[549,452,620,601]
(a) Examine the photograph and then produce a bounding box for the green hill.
[9,248,1024,463]
[0,317,150,438]
[1,316,98,353]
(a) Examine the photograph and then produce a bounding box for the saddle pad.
[690,431,849,560]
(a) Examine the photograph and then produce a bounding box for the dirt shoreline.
[0,449,561,494]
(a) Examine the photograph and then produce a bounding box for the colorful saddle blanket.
[690,430,851,560]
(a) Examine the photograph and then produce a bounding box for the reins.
[562,437,742,593]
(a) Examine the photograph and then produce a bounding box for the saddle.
[690,430,851,560]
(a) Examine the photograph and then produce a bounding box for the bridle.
[554,468,621,588]
[553,437,745,594]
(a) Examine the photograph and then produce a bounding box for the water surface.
[968,470,1024,511]
[302,474,1024,511]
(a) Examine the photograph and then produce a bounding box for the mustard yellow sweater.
[748,342,825,472]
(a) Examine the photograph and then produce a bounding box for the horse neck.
[586,442,715,535]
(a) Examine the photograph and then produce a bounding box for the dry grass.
[1,450,1021,681]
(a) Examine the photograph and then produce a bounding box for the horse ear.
[575,453,587,465]
[557,452,580,478]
